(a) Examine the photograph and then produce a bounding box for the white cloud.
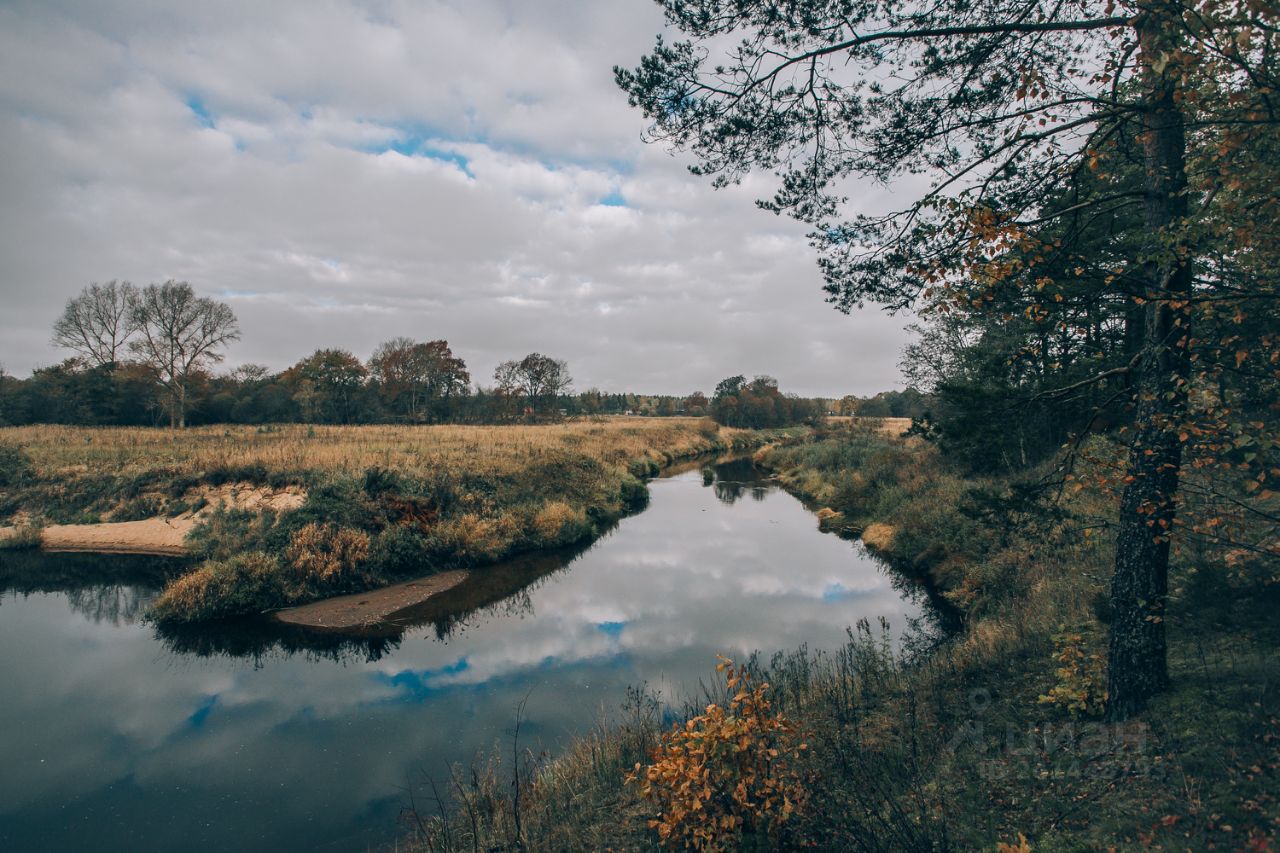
[0,0,911,395]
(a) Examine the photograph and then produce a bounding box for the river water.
[0,457,929,852]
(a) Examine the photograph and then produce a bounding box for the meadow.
[0,417,800,621]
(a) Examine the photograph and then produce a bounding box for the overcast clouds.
[0,0,911,396]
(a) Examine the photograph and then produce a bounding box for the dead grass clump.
[285,523,371,588]
[431,513,513,564]
[151,552,283,622]
[861,522,896,552]
[530,500,590,546]
[0,522,43,550]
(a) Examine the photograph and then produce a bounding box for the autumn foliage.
[629,657,808,850]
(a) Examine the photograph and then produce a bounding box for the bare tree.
[493,353,572,417]
[129,280,240,428]
[51,281,138,367]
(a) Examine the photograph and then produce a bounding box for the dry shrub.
[432,512,513,563]
[629,657,808,851]
[530,500,589,546]
[697,417,721,438]
[815,507,844,532]
[285,522,371,587]
[152,552,283,622]
[861,522,896,552]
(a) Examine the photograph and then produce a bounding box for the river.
[0,456,930,851]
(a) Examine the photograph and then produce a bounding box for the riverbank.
[0,419,804,623]
[404,424,1279,851]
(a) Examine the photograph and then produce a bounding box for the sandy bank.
[274,570,470,630]
[0,483,307,557]
[34,518,196,557]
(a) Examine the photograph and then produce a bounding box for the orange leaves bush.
[628,657,808,850]
[1037,625,1107,718]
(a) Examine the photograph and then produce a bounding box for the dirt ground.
[273,570,470,629]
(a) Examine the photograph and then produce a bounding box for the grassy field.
[0,418,800,621]
[403,425,1279,851]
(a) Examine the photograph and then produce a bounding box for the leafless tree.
[129,280,240,428]
[493,353,572,417]
[51,280,138,367]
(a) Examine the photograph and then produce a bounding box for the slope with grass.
[0,418,803,622]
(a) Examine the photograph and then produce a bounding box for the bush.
[187,507,279,561]
[152,552,285,622]
[0,443,32,487]
[1037,625,1108,718]
[284,523,372,594]
[0,523,43,550]
[367,524,432,577]
[529,500,592,547]
[629,657,808,851]
[619,474,649,509]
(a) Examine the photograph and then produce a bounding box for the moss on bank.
[402,425,1279,851]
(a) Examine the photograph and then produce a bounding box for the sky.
[0,0,912,397]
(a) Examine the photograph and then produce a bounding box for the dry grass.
[859,521,896,552]
[1,418,756,483]
[3,418,797,622]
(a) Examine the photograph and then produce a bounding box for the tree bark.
[1105,7,1192,721]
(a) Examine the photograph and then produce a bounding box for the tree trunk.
[1105,9,1193,721]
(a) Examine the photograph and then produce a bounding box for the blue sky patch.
[375,657,471,701]
[187,694,218,728]
[599,190,627,207]
[366,129,474,177]
[185,94,215,129]
[822,582,850,602]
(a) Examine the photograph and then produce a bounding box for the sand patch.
[191,483,306,514]
[275,571,470,630]
[39,517,196,557]
[2,483,308,557]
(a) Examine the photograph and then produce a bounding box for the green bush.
[0,443,33,488]
[152,552,286,623]
[368,524,433,577]
[618,474,649,509]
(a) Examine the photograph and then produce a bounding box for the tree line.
[0,281,833,427]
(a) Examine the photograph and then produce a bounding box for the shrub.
[367,524,432,577]
[427,513,514,564]
[152,552,284,622]
[362,465,401,496]
[0,523,43,550]
[1037,625,1108,718]
[627,457,660,478]
[187,507,279,561]
[112,493,164,521]
[529,500,591,547]
[619,474,649,509]
[629,657,808,851]
[0,443,32,487]
[284,523,372,593]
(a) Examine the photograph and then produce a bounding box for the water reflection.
[0,457,934,853]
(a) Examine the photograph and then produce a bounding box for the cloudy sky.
[0,0,911,396]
